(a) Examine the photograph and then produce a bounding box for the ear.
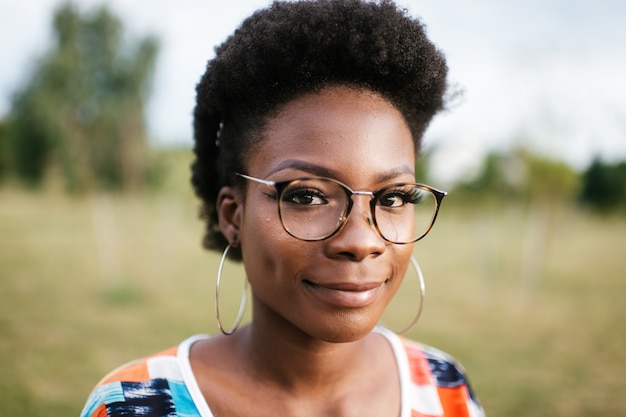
[217,186,243,246]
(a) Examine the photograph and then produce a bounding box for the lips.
[303,279,388,308]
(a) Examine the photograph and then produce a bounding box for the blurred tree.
[0,120,8,180]
[453,148,580,206]
[2,2,159,191]
[521,150,580,205]
[579,158,626,212]
[3,90,59,186]
[452,148,581,303]
[453,151,525,205]
[414,146,434,184]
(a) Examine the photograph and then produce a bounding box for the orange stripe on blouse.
[403,340,434,386]
[92,403,109,417]
[99,347,178,385]
[437,386,471,417]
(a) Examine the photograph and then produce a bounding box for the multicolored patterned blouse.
[80,327,485,417]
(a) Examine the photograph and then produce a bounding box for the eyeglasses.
[236,173,447,244]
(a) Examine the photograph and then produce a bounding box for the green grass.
[1,184,625,416]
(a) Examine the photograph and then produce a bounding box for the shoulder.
[80,335,207,417]
[399,337,486,417]
[402,338,471,388]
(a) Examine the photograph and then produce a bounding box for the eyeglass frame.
[235,173,447,244]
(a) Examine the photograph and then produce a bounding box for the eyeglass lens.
[277,178,437,243]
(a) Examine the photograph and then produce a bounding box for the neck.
[234,304,380,394]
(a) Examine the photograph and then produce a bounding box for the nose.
[324,195,386,261]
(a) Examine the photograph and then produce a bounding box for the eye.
[378,186,423,208]
[282,187,328,206]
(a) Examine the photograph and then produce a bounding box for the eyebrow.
[265,159,415,183]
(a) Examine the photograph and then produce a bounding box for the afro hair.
[192,0,449,255]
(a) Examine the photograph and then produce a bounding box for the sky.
[1,0,625,185]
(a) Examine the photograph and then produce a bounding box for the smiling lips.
[303,280,387,308]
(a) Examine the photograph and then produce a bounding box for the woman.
[81,1,485,416]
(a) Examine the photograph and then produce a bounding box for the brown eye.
[378,186,422,208]
[282,187,328,206]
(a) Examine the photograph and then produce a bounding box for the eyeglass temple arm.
[235,173,276,187]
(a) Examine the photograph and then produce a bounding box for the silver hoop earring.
[393,256,426,334]
[215,243,248,335]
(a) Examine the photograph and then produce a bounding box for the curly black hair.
[191,0,449,256]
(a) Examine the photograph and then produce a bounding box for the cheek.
[240,197,279,248]
[240,207,303,287]
[388,247,414,291]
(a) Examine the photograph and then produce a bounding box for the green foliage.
[0,121,9,180]
[414,147,433,184]
[452,149,581,207]
[3,93,60,186]
[522,150,580,203]
[465,152,518,198]
[2,2,159,191]
[142,146,195,194]
[579,158,626,212]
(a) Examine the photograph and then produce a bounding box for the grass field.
[1,179,625,416]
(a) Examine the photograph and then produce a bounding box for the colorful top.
[80,327,485,417]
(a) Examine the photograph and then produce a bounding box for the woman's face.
[238,86,416,343]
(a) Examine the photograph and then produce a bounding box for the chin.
[309,314,378,344]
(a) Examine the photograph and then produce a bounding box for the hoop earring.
[392,256,426,335]
[215,243,248,335]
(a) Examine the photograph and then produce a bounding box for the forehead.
[246,87,416,186]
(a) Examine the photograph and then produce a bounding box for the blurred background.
[1,1,625,416]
